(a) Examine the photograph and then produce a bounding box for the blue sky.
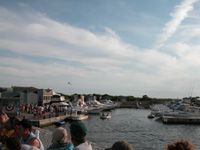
[0,0,200,98]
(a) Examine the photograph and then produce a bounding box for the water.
[43,108,200,150]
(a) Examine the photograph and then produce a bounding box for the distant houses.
[0,86,61,116]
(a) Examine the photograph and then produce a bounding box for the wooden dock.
[162,116,200,124]
[31,114,71,127]
[20,112,73,127]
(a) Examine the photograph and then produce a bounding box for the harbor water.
[43,108,200,150]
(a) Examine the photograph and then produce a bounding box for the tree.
[141,95,150,101]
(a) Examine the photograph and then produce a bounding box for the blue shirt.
[21,132,44,150]
[47,142,74,150]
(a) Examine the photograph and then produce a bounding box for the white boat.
[147,113,155,119]
[70,114,89,121]
[149,104,171,118]
[100,112,111,119]
[87,106,103,114]
[99,99,118,109]
[69,110,88,120]
[162,106,200,123]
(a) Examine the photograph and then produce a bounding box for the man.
[15,119,44,150]
[70,121,92,150]
[6,136,39,150]
[0,109,9,144]
[105,141,133,150]
[0,109,9,128]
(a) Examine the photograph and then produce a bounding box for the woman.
[47,127,74,150]
[165,139,195,150]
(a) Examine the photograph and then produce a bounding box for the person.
[50,106,54,117]
[39,106,43,119]
[55,106,59,117]
[164,139,195,150]
[33,107,37,120]
[42,110,46,119]
[0,109,9,128]
[16,107,20,117]
[15,119,44,150]
[36,107,39,119]
[70,121,92,150]
[47,127,74,150]
[6,136,39,150]
[105,141,133,150]
[2,117,21,138]
[0,109,9,144]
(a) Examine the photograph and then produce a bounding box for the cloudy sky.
[0,0,200,98]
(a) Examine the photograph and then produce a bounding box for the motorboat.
[100,115,111,119]
[70,114,89,121]
[69,110,89,121]
[149,104,171,119]
[99,99,118,109]
[100,112,111,119]
[147,113,155,119]
[54,121,65,125]
[162,106,200,124]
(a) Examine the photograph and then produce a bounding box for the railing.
[33,127,105,150]
[32,126,53,149]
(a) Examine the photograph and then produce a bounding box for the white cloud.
[155,0,198,49]
[0,3,200,98]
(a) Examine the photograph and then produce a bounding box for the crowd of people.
[0,108,196,150]
[18,104,72,120]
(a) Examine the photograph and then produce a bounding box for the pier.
[162,116,200,124]
[20,112,73,127]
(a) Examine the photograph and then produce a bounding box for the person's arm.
[28,138,40,149]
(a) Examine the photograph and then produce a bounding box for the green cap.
[70,121,87,138]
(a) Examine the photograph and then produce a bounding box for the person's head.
[70,121,87,145]
[15,119,32,138]
[6,117,21,130]
[165,139,195,150]
[105,141,133,150]
[0,109,9,124]
[52,127,70,144]
[6,137,22,150]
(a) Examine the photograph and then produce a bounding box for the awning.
[50,102,69,107]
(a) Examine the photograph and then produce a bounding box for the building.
[0,87,21,117]
[0,86,55,105]
[38,88,53,105]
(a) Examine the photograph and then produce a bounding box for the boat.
[54,121,65,125]
[162,106,200,124]
[147,113,155,119]
[149,104,171,119]
[70,114,89,121]
[100,115,111,119]
[100,112,111,119]
[69,110,89,121]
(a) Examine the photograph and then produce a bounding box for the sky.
[0,0,200,98]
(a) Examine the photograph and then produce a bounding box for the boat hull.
[70,115,88,121]
[100,115,111,119]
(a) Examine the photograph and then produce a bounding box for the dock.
[20,112,73,127]
[31,114,71,127]
[162,116,200,124]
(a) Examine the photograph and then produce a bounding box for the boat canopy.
[50,102,69,107]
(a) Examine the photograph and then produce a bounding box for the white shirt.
[21,144,39,150]
[73,142,92,150]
